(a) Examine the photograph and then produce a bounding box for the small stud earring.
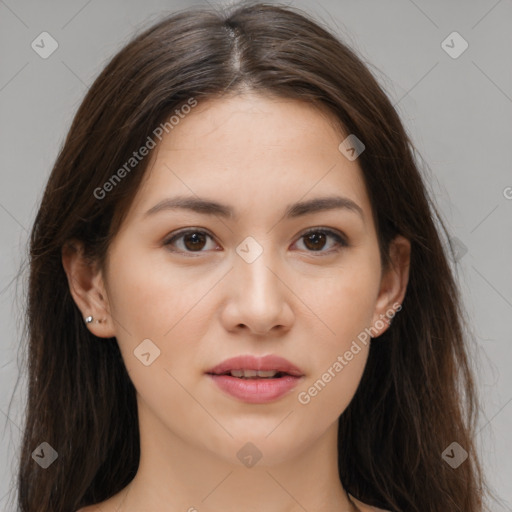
[84,316,103,324]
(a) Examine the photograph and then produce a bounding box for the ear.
[370,235,411,338]
[61,239,116,338]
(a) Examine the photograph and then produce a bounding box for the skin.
[63,92,410,512]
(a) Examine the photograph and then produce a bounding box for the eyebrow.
[144,195,364,222]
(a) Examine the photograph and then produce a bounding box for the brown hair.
[13,2,494,510]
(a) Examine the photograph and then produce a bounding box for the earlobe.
[61,240,116,338]
[371,235,411,338]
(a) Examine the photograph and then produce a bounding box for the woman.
[17,2,491,511]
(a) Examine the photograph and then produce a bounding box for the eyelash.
[163,227,348,256]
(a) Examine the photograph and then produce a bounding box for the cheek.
[303,254,381,347]
[294,277,374,423]
[291,254,379,416]
[294,346,368,439]
[106,248,211,337]
[335,272,379,336]
[105,251,215,390]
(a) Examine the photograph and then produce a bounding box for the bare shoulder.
[75,506,105,512]
[349,493,391,512]
[75,500,115,512]
[77,493,389,512]
[75,486,128,512]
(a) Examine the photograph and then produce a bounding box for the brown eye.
[164,227,347,256]
[182,232,207,251]
[296,228,347,254]
[164,229,216,253]
[303,231,327,251]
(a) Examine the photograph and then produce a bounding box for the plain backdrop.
[0,0,511,510]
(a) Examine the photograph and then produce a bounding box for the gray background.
[1,0,511,509]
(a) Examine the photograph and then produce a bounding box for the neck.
[109,394,359,512]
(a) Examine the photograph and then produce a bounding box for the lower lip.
[207,374,302,404]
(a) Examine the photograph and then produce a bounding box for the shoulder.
[75,505,108,512]
[77,494,389,512]
[75,487,127,511]
[349,493,391,512]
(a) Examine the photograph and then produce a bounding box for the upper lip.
[206,354,304,377]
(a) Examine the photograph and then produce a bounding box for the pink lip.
[206,354,305,404]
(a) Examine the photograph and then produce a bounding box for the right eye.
[163,229,219,255]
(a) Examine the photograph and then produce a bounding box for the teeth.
[229,369,280,378]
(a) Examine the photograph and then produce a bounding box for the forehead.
[126,93,373,225]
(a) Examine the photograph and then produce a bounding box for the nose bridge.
[232,234,286,325]
[237,237,279,298]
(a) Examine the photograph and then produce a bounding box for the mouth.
[208,369,298,379]
[205,354,304,404]
[205,354,305,378]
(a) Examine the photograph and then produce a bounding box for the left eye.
[296,228,348,253]
[164,228,347,255]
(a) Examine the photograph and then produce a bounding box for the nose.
[220,248,294,336]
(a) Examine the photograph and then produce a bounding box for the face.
[65,92,409,467]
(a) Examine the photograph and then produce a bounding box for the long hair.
[14,2,492,510]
